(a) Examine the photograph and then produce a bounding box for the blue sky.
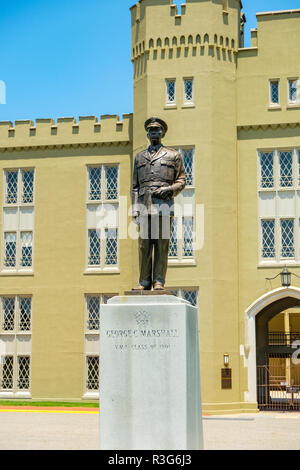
[0,0,299,123]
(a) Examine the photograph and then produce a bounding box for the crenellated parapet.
[0,114,133,152]
[131,32,238,62]
[131,0,242,56]
[130,0,242,78]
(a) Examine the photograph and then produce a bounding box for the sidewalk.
[0,409,299,450]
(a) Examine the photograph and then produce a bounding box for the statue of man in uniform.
[132,117,186,291]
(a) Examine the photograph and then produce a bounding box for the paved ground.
[0,409,300,450]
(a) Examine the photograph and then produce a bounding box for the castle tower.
[130,0,252,414]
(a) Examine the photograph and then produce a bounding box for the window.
[169,148,195,263]
[288,79,298,105]
[84,294,117,397]
[86,165,119,271]
[4,169,35,206]
[181,148,194,188]
[1,356,31,393]
[17,356,30,390]
[280,219,294,258]
[261,219,275,259]
[86,356,99,392]
[258,149,300,264]
[269,80,280,107]
[88,230,101,266]
[2,169,35,272]
[279,151,293,187]
[166,79,176,106]
[260,151,274,188]
[169,288,198,307]
[183,78,194,105]
[88,165,118,202]
[86,295,101,332]
[0,296,32,396]
[0,296,32,333]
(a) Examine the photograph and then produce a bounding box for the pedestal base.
[99,295,203,450]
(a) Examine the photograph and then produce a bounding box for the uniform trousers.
[138,214,172,288]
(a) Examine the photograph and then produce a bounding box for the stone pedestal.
[99,295,203,450]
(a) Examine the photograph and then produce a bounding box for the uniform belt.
[139,180,172,189]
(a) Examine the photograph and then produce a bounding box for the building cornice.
[0,140,131,153]
[257,9,300,17]
[238,121,300,132]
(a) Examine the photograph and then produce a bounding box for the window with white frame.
[169,287,198,307]
[2,169,35,272]
[183,78,194,105]
[86,165,119,271]
[258,149,300,264]
[0,296,32,396]
[0,296,32,335]
[269,80,280,107]
[288,79,298,105]
[86,356,99,392]
[165,79,176,105]
[5,169,35,206]
[84,293,116,396]
[1,355,31,392]
[169,148,195,263]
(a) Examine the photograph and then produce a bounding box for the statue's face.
[147,125,164,142]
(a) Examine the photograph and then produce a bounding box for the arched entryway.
[245,288,300,410]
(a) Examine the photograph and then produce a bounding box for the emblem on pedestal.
[134,310,151,327]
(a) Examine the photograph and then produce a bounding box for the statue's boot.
[132,285,150,291]
[153,281,165,291]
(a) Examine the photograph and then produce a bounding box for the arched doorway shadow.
[256,296,300,410]
[245,287,300,406]
[256,296,300,366]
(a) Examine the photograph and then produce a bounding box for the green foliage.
[0,400,99,408]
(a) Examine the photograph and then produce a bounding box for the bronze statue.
[132,117,186,291]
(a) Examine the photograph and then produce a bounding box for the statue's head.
[145,117,168,143]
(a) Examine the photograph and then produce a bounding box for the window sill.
[0,392,14,398]
[164,105,177,110]
[182,104,195,109]
[168,259,196,266]
[83,392,99,400]
[15,392,31,398]
[83,268,120,275]
[258,261,300,269]
[268,105,281,111]
[287,104,300,109]
[258,187,276,192]
[86,200,119,205]
[0,392,31,398]
[0,331,32,335]
[3,203,34,209]
[0,271,34,276]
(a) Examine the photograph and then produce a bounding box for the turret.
[130,0,242,151]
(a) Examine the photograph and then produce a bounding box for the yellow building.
[0,0,300,414]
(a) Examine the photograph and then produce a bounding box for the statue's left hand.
[152,187,173,200]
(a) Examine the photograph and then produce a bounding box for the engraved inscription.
[105,312,179,353]
[106,329,179,339]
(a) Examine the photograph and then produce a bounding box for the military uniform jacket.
[132,145,186,216]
